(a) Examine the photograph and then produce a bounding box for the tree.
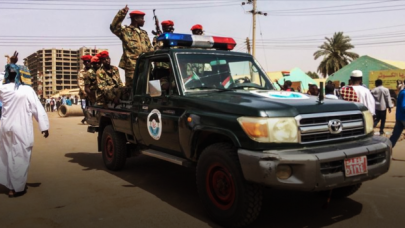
[306,71,319,79]
[313,32,359,78]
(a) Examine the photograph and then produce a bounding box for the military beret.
[98,51,109,59]
[191,24,203,31]
[161,20,174,26]
[129,10,145,17]
[91,56,100,63]
[80,55,92,61]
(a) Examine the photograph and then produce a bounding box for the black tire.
[321,183,362,199]
[101,125,127,171]
[196,143,262,228]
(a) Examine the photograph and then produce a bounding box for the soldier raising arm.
[110,5,153,87]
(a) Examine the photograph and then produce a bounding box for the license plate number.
[344,156,368,177]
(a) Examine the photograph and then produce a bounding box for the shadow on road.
[65,152,363,228]
[0,183,42,196]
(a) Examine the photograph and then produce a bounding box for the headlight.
[363,110,374,134]
[238,117,298,143]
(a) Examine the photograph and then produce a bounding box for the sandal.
[8,190,15,198]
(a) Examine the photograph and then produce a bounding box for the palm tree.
[313,32,359,78]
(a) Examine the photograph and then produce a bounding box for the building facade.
[25,47,107,98]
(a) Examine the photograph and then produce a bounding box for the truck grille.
[298,111,365,144]
[320,152,387,175]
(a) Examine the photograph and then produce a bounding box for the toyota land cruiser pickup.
[86,33,392,227]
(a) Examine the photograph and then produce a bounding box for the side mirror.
[148,80,162,97]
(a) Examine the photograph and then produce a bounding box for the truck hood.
[183,90,366,117]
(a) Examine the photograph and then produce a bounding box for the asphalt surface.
[0,112,404,228]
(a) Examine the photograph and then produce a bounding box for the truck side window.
[146,56,178,96]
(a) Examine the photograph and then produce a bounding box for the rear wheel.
[101,125,127,171]
[196,143,262,227]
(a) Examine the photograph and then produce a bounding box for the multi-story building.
[25,47,107,98]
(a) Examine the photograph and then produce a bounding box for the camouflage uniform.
[110,9,153,87]
[77,68,89,99]
[96,65,124,106]
[84,68,98,104]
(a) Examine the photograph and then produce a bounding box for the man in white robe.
[0,52,49,197]
[340,70,376,115]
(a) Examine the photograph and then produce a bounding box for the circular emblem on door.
[147,109,162,140]
[328,119,343,134]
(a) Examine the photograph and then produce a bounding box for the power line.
[266,0,402,14]
[265,0,400,12]
[0,0,236,7]
[0,2,239,10]
[267,6,405,16]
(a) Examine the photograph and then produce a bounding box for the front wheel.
[101,125,127,171]
[196,143,262,227]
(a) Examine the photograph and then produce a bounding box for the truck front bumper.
[238,136,392,191]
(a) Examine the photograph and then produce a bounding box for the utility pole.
[246,37,251,54]
[252,0,256,57]
[242,0,267,57]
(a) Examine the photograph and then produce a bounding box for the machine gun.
[151,9,162,36]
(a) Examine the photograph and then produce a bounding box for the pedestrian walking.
[372,79,392,135]
[56,97,61,111]
[45,96,51,112]
[50,98,55,112]
[62,96,66,105]
[341,70,375,115]
[0,52,49,197]
[110,5,153,87]
[389,88,405,148]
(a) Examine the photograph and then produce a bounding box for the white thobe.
[352,85,376,115]
[0,83,49,192]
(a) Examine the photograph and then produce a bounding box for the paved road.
[1,113,404,228]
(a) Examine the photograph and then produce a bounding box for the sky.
[0,0,404,81]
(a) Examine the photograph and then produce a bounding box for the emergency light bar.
[156,33,237,50]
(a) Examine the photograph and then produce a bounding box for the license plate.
[344,156,368,177]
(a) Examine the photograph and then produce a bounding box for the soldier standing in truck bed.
[85,56,101,105]
[187,24,205,77]
[110,5,153,87]
[96,51,123,107]
[78,55,92,123]
[153,20,175,49]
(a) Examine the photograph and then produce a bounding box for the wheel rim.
[105,136,114,161]
[206,163,236,210]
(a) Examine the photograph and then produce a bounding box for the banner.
[369,70,405,90]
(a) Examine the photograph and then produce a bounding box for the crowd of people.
[42,95,78,113]
[276,69,405,148]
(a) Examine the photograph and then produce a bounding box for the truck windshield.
[176,54,274,92]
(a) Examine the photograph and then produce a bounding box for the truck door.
[137,55,183,155]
